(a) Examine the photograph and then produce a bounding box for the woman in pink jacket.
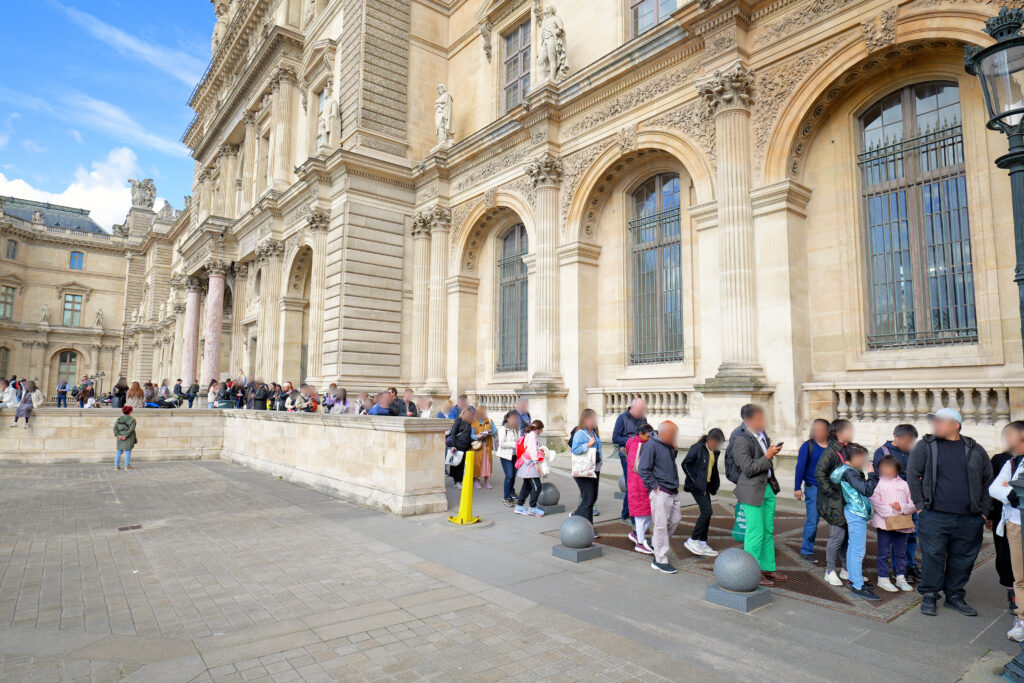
[868,454,916,592]
[625,423,655,554]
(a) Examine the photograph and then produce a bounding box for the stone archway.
[279,245,312,384]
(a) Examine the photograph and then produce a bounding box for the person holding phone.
[728,404,786,587]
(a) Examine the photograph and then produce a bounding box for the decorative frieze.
[754,0,848,46]
[453,144,530,193]
[645,99,717,169]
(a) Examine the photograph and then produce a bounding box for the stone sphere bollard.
[537,482,560,506]
[713,547,762,593]
[618,475,627,492]
[559,516,594,549]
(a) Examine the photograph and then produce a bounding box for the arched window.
[859,82,976,348]
[0,347,8,377]
[630,173,683,364]
[497,223,528,372]
[69,251,84,270]
[57,351,77,385]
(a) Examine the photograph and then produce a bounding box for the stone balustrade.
[587,387,691,420]
[466,391,518,415]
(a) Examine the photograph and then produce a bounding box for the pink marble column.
[181,278,202,386]
[201,264,227,386]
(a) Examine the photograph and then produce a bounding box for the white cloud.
[0,148,142,229]
[21,140,47,153]
[0,87,188,159]
[54,2,206,87]
[70,129,83,144]
[0,134,8,150]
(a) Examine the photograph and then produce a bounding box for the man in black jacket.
[638,421,681,575]
[908,408,992,617]
[613,397,647,524]
[252,378,269,410]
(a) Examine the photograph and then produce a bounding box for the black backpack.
[724,436,744,484]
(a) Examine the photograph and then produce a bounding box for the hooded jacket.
[815,438,848,528]
[907,434,992,517]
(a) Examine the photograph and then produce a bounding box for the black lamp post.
[965,7,1024,355]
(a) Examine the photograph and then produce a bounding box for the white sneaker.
[1009,617,1024,643]
[825,570,843,586]
[699,542,719,557]
[684,539,703,556]
[877,577,898,593]
[839,569,849,581]
[895,575,913,592]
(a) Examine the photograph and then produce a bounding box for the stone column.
[242,112,258,208]
[229,264,248,376]
[256,239,285,380]
[696,62,763,381]
[90,344,100,375]
[181,277,202,386]
[270,68,296,191]
[201,260,229,385]
[219,144,239,217]
[410,212,432,386]
[424,206,451,394]
[524,153,563,387]
[306,209,329,384]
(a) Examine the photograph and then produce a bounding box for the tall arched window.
[57,351,77,385]
[0,347,8,377]
[630,173,683,364]
[497,223,528,372]
[859,82,976,348]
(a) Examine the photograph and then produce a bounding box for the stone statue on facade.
[158,201,174,221]
[433,84,454,148]
[94,308,104,328]
[318,82,340,151]
[31,210,44,224]
[538,7,568,83]
[40,304,49,324]
[129,179,157,209]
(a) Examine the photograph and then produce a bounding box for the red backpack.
[514,436,527,467]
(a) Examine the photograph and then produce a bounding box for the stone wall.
[0,408,449,517]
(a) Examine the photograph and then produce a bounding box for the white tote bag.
[571,446,597,478]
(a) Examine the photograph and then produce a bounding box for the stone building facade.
[128,0,1024,448]
[0,197,127,393]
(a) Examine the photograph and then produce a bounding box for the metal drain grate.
[117,524,142,532]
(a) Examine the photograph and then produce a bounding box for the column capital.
[696,61,754,116]
[242,110,258,126]
[173,303,186,314]
[524,154,563,188]
[271,66,298,89]
[234,262,249,278]
[185,276,204,292]
[414,205,451,234]
[206,258,231,276]
[256,238,285,262]
[307,207,330,231]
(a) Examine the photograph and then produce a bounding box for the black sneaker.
[1010,589,1017,614]
[906,566,922,581]
[801,553,818,564]
[651,561,677,574]
[921,596,937,616]
[945,597,978,616]
[593,509,601,516]
[851,585,882,602]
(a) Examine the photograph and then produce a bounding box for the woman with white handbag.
[570,409,603,529]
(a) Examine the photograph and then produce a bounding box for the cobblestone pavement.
[0,462,703,682]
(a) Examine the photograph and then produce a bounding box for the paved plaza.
[0,460,1019,682]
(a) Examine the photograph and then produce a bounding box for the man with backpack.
[726,404,785,587]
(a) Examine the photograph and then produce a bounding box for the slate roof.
[0,196,107,234]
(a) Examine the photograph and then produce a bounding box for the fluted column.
[181,277,202,386]
[229,264,248,376]
[270,68,296,191]
[256,238,285,380]
[242,112,258,207]
[218,144,239,217]
[696,62,763,379]
[306,210,329,383]
[410,212,432,386]
[202,260,229,385]
[424,206,451,393]
[525,154,563,386]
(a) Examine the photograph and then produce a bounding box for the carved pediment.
[476,0,530,24]
[0,272,26,293]
[56,280,93,301]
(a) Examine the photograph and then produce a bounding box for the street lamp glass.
[979,40,1024,132]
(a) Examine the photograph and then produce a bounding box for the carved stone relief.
[576,149,672,241]
[618,123,638,156]
[862,6,898,53]
[645,99,717,169]
[453,144,530,193]
[754,0,849,47]
[559,136,616,225]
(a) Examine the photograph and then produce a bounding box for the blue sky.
[0,1,213,229]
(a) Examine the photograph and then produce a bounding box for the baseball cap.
[927,407,962,423]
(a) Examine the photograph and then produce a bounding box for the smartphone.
[774,442,784,448]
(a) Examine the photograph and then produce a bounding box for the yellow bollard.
[448,449,480,525]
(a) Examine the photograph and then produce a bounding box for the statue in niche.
[40,304,49,324]
[433,84,453,148]
[538,7,568,83]
[94,308,104,328]
[317,82,340,151]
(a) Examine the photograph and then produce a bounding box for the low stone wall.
[219,411,449,516]
[0,407,449,517]
[0,408,222,463]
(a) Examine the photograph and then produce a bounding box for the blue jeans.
[907,511,919,569]
[800,485,819,555]
[115,449,132,468]
[56,392,67,408]
[618,449,631,520]
[500,458,517,499]
[844,508,868,589]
